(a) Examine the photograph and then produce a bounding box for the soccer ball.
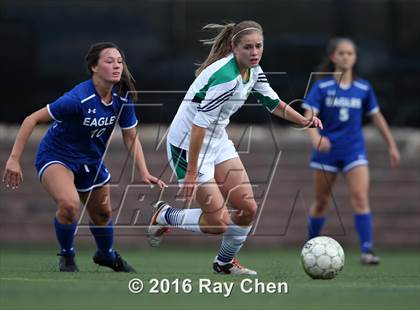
[301,236,345,279]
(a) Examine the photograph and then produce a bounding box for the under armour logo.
[88,108,96,114]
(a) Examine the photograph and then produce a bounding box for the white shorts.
[167,138,238,184]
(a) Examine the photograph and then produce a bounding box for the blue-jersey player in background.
[3,42,166,272]
[302,38,400,265]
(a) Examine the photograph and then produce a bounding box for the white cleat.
[360,251,380,265]
[147,201,170,247]
[213,257,257,275]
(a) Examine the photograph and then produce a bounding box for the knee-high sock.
[216,223,252,264]
[354,213,373,253]
[54,217,77,256]
[89,220,116,261]
[158,207,203,233]
[307,216,326,240]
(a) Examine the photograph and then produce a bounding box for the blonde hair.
[195,20,263,76]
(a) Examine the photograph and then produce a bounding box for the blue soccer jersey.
[38,79,138,164]
[302,77,379,150]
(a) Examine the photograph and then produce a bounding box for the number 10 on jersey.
[91,128,106,138]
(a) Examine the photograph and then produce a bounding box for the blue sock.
[89,220,116,262]
[54,217,77,256]
[354,213,373,253]
[307,216,326,240]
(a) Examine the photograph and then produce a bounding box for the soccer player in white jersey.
[3,42,166,272]
[147,20,323,275]
[302,38,400,265]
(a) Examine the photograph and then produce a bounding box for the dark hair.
[195,20,263,76]
[317,37,357,81]
[85,42,137,101]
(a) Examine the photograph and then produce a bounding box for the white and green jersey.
[168,53,281,151]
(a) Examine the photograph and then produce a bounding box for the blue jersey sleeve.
[118,98,138,130]
[363,85,380,116]
[303,82,323,112]
[47,92,80,122]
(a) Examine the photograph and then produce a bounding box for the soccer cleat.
[147,201,170,247]
[58,253,79,272]
[360,251,380,265]
[93,251,136,273]
[213,257,257,275]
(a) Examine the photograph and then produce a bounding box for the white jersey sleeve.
[252,68,281,113]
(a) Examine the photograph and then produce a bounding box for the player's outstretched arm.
[271,101,323,130]
[121,127,166,188]
[302,109,331,153]
[3,107,52,189]
[370,111,400,168]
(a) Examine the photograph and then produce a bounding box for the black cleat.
[93,251,136,273]
[58,253,79,272]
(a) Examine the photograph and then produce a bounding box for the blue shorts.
[35,151,111,192]
[310,147,368,174]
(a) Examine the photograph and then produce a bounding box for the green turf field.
[0,246,419,310]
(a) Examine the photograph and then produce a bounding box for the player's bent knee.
[351,192,369,212]
[243,202,257,220]
[56,198,80,222]
[90,209,112,225]
[313,198,329,214]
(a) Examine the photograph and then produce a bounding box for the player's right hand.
[313,136,331,153]
[389,145,400,168]
[179,172,197,201]
[3,157,24,189]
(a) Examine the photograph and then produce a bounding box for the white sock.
[158,207,203,233]
[216,223,252,264]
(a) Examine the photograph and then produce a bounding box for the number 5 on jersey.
[339,107,349,122]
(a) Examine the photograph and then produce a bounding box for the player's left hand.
[179,172,197,201]
[141,173,167,188]
[304,116,323,130]
[389,146,400,168]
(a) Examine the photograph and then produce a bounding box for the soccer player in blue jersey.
[147,21,323,275]
[302,38,400,265]
[3,42,165,272]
